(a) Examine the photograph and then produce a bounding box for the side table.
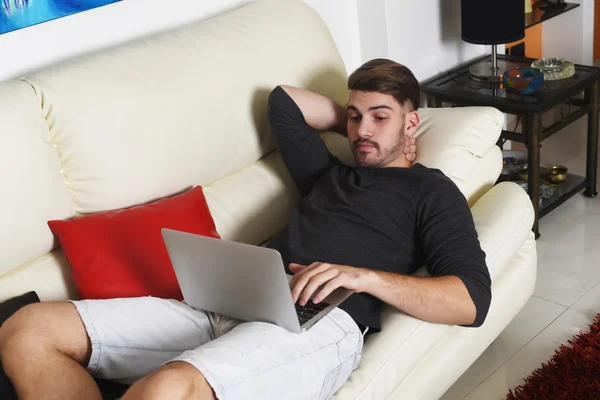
[421,54,600,239]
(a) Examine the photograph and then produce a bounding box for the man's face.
[347,91,409,169]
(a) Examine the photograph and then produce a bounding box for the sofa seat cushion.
[47,186,220,300]
[0,250,76,303]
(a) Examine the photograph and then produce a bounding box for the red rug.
[505,312,600,400]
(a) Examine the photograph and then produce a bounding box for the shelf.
[539,172,587,217]
[526,2,580,29]
[497,169,587,217]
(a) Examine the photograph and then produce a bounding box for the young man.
[0,59,491,400]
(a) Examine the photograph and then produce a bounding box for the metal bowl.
[518,166,529,181]
[548,165,568,183]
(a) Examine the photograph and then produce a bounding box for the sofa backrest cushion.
[415,107,503,181]
[22,0,349,215]
[0,81,75,277]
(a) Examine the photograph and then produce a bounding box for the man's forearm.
[363,270,477,326]
[279,85,347,135]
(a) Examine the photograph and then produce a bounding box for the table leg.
[584,80,599,198]
[526,112,542,239]
[496,137,504,150]
[427,94,442,108]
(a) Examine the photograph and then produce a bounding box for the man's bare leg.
[0,302,101,400]
[122,361,216,400]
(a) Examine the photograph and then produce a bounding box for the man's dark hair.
[347,58,420,111]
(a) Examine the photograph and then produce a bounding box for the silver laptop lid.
[161,228,302,333]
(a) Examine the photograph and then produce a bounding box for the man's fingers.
[313,276,345,304]
[297,269,339,306]
[289,263,305,272]
[290,263,330,303]
[289,262,320,290]
[288,264,304,287]
[404,140,417,163]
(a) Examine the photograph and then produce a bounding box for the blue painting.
[1,0,121,35]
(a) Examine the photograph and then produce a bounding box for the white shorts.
[70,296,364,400]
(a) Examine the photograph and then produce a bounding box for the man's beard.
[352,129,406,169]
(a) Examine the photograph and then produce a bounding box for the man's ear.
[405,110,420,137]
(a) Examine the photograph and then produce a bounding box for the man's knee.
[125,362,214,400]
[0,302,91,367]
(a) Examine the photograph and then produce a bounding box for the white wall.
[542,0,594,65]
[304,0,362,75]
[356,0,388,66]
[0,0,483,83]
[385,0,485,82]
[353,0,486,82]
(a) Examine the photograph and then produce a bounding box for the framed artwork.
[1,0,121,35]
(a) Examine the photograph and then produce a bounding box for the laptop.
[161,228,353,334]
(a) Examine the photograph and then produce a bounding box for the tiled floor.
[440,192,600,400]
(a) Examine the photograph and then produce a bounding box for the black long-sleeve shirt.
[266,86,491,331]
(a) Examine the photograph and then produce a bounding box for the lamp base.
[468,60,520,83]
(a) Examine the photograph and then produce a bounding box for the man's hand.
[288,262,371,306]
[290,262,479,326]
[404,132,417,162]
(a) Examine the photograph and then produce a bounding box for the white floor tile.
[462,282,600,400]
[537,199,600,246]
[534,205,600,306]
[439,296,566,400]
[559,191,600,216]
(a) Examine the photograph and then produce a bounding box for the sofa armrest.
[335,182,536,400]
[470,181,535,281]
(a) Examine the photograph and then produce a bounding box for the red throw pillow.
[48,186,220,300]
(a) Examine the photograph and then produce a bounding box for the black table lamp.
[461,0,525,82]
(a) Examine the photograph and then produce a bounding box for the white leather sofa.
[0,0,537,398]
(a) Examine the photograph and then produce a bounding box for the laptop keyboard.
[295,301,329,325]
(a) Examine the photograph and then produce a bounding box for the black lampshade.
[461,0,525,45]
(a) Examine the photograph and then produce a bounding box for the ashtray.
[531,58,575,81]
[548,165,568,183]
[502,67,544,95]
